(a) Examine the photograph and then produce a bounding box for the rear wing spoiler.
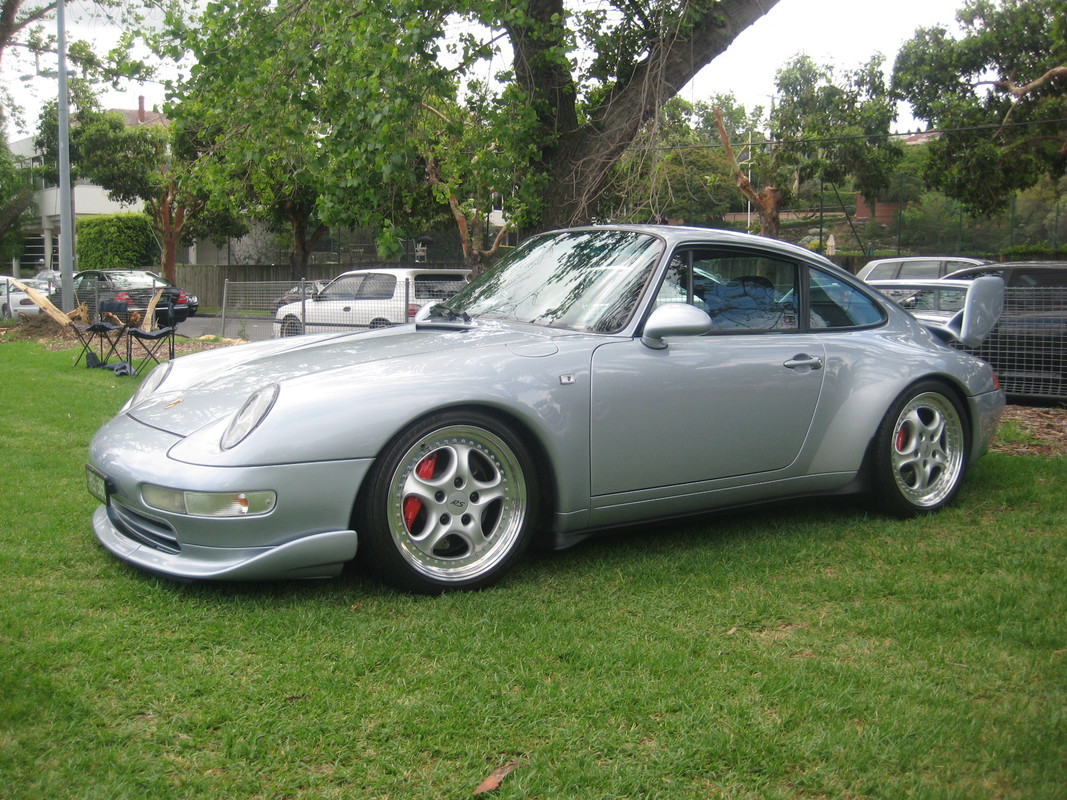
[869,276,1005,348]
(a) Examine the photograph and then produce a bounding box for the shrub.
[76,213,159,270]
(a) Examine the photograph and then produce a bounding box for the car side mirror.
[641,303,712,350]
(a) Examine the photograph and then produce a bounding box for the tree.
[0,138,33,258]
[157,0,783,267]
[477,0,783,231]
[603,96,741,226]
[2,0,166,129]
[893,0,1067,216]
[36,89,244,282]
[715,55,902,239]
[162,0,454,277]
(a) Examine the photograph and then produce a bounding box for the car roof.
[335,267,471,278]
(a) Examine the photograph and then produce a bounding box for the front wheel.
[280,315,303,337]
[872,382,968,516]
[355,410,538,593]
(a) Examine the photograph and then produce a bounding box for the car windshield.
[442,229,662,332]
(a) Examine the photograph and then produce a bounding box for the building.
[6,97,163,278]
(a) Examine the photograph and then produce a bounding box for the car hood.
[126,323,577,439]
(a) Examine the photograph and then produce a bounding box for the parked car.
[1,277,52,317]
[271,280,328,313]
[273,267,472,336]
[88,225,1004,593]
[944,262,1067,401]
[857,256,990,282]
[59,269,192,325]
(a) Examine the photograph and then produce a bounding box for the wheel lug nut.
[435,491,445,502]
[470,492,479,503]
[440,514,450,524]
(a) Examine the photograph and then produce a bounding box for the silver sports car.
[87,226,1005,593]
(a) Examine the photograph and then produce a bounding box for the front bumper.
[89,415,369,580]
[94,505,358,580]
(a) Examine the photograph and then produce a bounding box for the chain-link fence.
[965,287,1067,401]
[210,270,471,341]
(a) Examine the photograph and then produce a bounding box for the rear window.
[108,272,168,289]
[1008,269,1067,288]
[413,274,469,300]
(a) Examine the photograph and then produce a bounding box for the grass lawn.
[1,337,1064,799]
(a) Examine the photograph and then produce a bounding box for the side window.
[866,261,898,279]
[323,275,365,299]
[808,268,885,329]
[356,274,397,300]
[654,250,799,332]
[897,259,942,279]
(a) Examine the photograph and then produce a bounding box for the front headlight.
[142,485,277,517]
[121,362,173,413]
[221,384,279,450]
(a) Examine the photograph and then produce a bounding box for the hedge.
[76,213,159,270]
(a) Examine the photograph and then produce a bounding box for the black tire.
[369,318,390,329]
[872,381,969,517]
[280,315,303,337]
[355,410,539,593]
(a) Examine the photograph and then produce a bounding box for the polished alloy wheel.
[384,423,529,584]
[888,391,965,508]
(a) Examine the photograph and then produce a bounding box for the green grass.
[1,339,1065,799]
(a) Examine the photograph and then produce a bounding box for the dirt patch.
[3,315,1063,455]
[992,404,1067,458]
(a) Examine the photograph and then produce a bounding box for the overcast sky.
[5,0,967,140]
[684,0,966,130]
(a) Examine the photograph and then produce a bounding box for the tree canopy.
[893,0,1067,216]
[158,0,782,270]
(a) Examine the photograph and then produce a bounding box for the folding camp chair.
[126,302,177,376]
[71,301,128,367]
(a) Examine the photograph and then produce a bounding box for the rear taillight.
[115,291,133,306]
[408,303,420,319]
[177,290,187,304]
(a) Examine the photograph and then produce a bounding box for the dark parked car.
[60,270,192,325]
[271,280,328,313]
[943,262,1067,401]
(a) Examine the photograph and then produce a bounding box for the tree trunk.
[712,107,784,239]
[285,199,328,280]
[514,0,783,231]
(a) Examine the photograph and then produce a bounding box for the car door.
[305,273,369,332]
[589,248,826,496]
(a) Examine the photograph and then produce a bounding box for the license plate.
[86,465,110,504]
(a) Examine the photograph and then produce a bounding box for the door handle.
[784,354,823,371]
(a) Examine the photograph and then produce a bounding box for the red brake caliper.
[896,423,909,453]
[402,452,438,532]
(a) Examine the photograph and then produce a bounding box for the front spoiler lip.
[93,505,358,581]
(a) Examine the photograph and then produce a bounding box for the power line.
[637,116,1067,152]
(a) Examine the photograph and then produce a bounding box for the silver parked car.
[88,226,1005,593]
[273,267,471,336]
[856,256,990,282]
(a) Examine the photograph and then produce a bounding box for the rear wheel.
[280,315,303,337]
[356,410,538,593]
[369,317,390,329]
[872,382,968,516]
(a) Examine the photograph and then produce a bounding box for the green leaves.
[892,0,1067,216]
